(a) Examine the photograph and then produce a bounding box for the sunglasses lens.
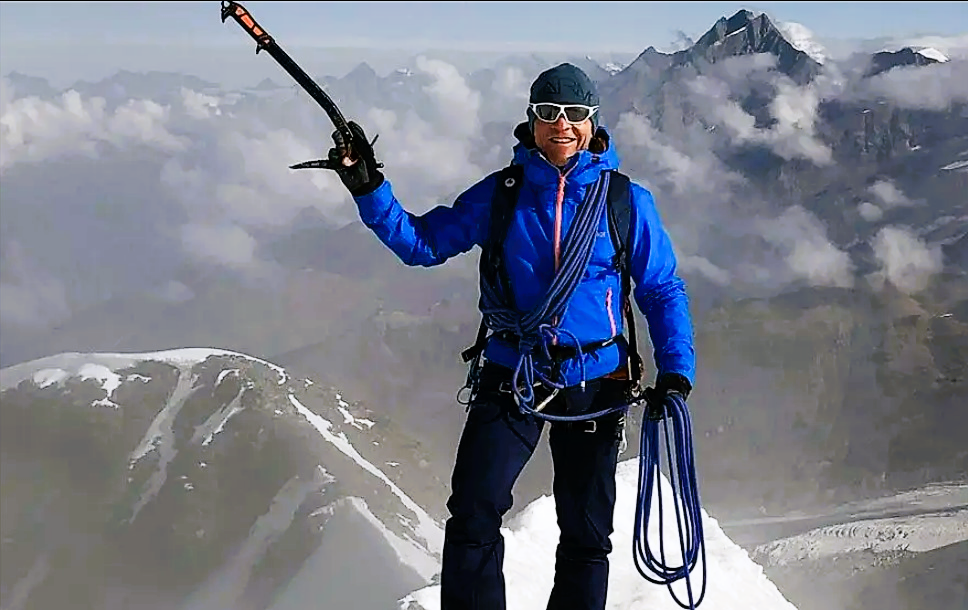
[533,103,561,122]
[564,106,592,122]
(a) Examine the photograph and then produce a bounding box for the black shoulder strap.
[461,164,523,363]
[482,164,523,299]
[605,170,644,386]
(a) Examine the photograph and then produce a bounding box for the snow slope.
[400,459,800,610]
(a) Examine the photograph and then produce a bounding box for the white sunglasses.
[529,102,599,124]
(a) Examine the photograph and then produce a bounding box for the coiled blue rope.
[479,169,625,420]
[634,391,708,609]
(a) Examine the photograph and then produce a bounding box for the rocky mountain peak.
[865,46,950,78]
[689,9,823,83]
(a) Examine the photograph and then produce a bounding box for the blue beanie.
[528,62,600,132]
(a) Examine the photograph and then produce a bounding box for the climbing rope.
[634,391,708,609]
[478,169,615,414]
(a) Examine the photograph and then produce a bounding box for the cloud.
[0,60,526,339]
[679,255,732,287]
[755,206,855,289]
[180,223,258,269]
[858,201,884,222]
[0,241,71,330]
[493,66,531,102]
[869,226,944,294]
[682,57,833,166]
[816,33,968,63]
[868,179,916,209]
[613,110,746,198]
[2,42,953,343]
[0,84,188,172]
[154,280,195,304]
[775,21,829,65]
[851,61,968,111]
[767,80,833,165]
[881,34,968,60]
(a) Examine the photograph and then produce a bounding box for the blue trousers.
[440,363,628,610]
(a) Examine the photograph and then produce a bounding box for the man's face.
[532,106,595,167]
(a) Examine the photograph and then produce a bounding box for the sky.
[1,1,967,87]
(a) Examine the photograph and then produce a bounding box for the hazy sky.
[1,1,966,87]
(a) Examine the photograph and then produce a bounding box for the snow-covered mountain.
[0,347,803,610]
[1,348,441,610]
[5,348,966,609]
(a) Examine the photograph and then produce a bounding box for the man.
[326,63,696,610]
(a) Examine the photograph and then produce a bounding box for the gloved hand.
[643,372,692,420]
[328,120,384,197]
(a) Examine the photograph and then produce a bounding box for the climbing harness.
[458,161,707,607]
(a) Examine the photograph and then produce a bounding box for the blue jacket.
[352,124,696,388]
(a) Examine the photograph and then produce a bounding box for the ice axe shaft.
[220,0,358,168]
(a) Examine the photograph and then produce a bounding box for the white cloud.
[2,46,957,337]
[858,201,884,222]
[155,280,195,304]
[0,84,188,172]
[868,179,915,209]
[886,33,968,60]
[767,80,833,165]
[852,61,968,111]
[776,21,828,65]
[683,65,833,166]
[494,66,531,102]
[415,55,481,140]
[679,255,732,286]
[614,111,746,197]
[180,87,222,120]
[870,226,943,294]
[756,206,855,289]
[180,223,258,269]
[0,241,71,329]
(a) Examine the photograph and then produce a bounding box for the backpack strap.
[605,170,644,387]
[460,163,523,364]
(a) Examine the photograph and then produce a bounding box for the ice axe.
[219,1,382,171]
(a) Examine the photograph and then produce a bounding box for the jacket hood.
[510,121,620,186]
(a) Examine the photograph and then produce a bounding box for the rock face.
[865,47,948,78]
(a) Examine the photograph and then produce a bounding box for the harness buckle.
[534,388,560,412]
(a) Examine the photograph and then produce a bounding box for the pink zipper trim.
[551,166,574,335]
[554,172,565,272]
[605,287,617,337]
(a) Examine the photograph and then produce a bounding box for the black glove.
[328,120,384,197]
[644,372,692,420]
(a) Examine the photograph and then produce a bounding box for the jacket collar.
[510,121,620,187]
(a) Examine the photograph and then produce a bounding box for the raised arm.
[353,176,495,267]
[326,120,496,267]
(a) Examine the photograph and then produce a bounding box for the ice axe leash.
[219,1,382,171]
